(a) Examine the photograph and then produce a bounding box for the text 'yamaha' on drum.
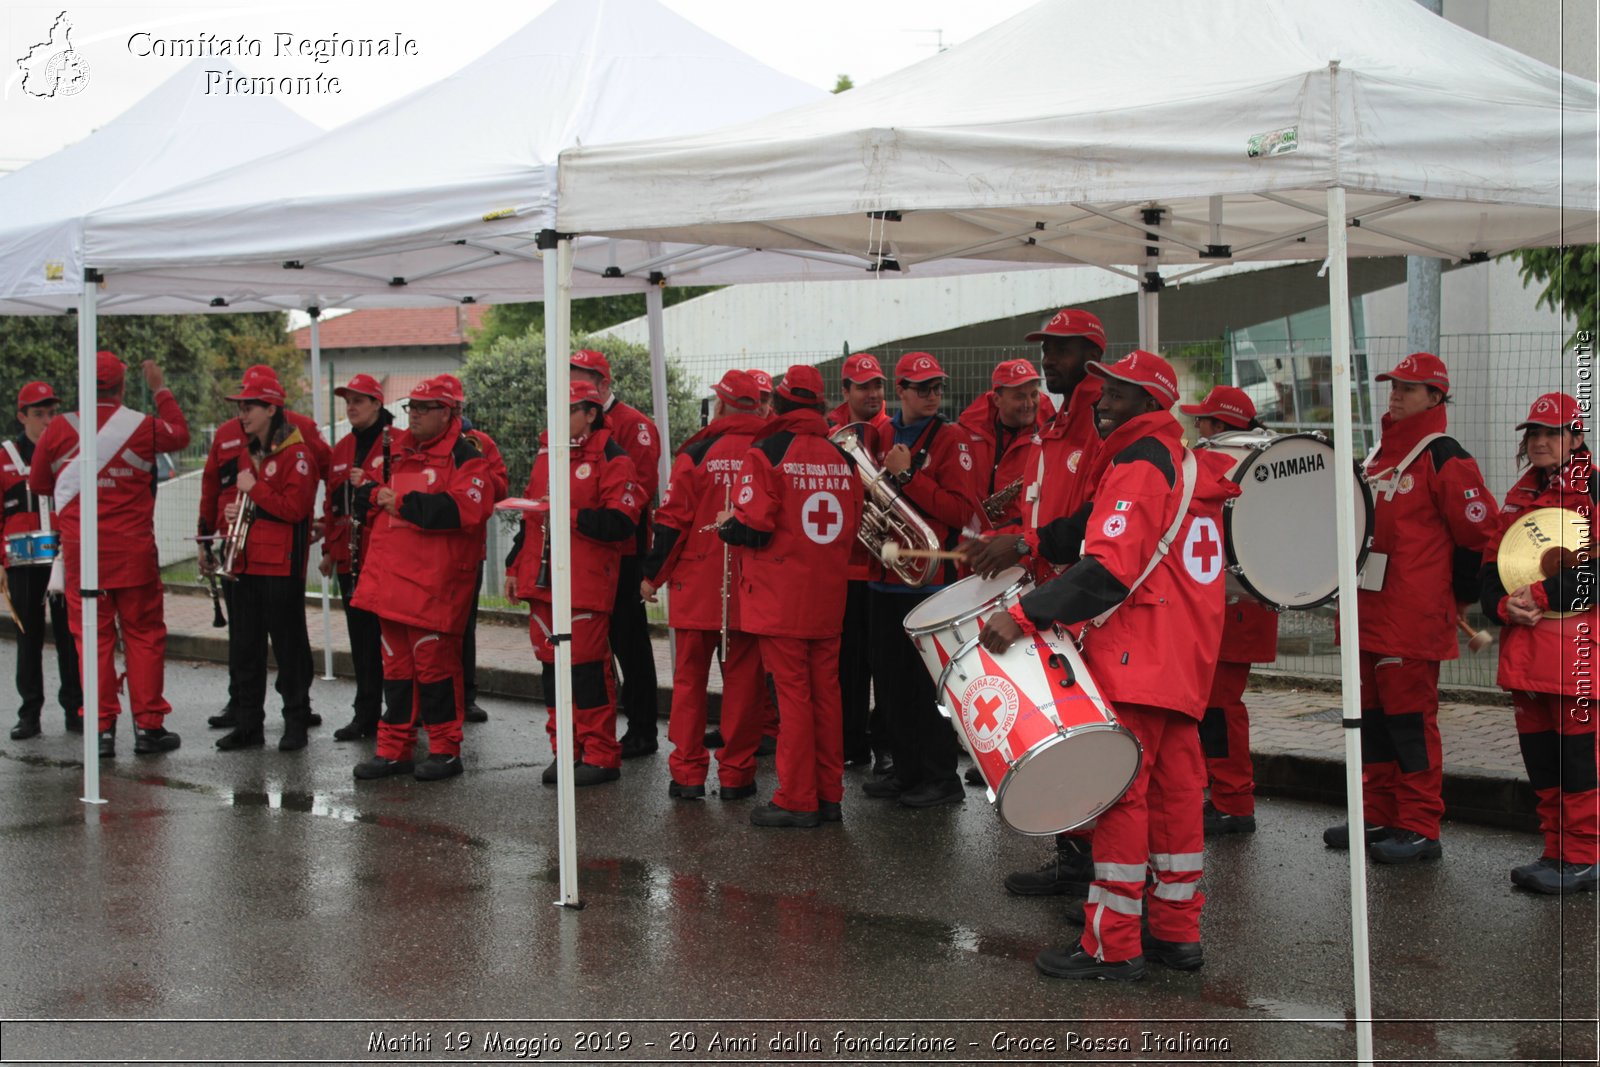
[1196,429,1374,610]
[903,568,1142,835]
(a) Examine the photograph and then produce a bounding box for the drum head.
[1226,433,1368,609]
[903,567,1028,634]
[995,723,1142,836]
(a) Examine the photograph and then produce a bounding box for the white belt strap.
[1365,432,1443,502]
[1091,449,1197,630]
[53,406,146,512]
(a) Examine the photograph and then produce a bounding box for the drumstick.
[1,581,22,635]
[881,543,967,564]
[1457,615,1492,654]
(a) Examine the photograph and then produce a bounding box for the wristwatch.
[1014,536,1030,557]
[893,468,913,486]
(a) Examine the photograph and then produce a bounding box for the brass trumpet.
[221,495,256,580]
[830,422,942,587]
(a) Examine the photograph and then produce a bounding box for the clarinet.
[349,428,390,581]
[199,541,227,627]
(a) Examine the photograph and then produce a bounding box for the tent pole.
[544,233,581,909]
[1326,184,1375,1065]
[309,308,334,681]
[78,272,105,806]
[645,261,675,670]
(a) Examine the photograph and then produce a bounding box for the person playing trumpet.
[214,372,321,753]
[641,370,770,801]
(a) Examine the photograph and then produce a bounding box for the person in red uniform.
[506,380,642,786]
[826,353,893,772]
[719,365,863,827]
[3,381,82,739]
[642,370,769,800]
[1480,392,1598,894]
[29,352,190,758]
[437,373,510,726]
[199,364,331,731]
[968,309,1108,896]
[862,352,984,809]
[568,349,662,758]
[1179,386,1280,835]
[318,374,394,742]
[214,372,321,752]
[980,351,1237,981]
[748,370,775,420]
[349,376,495,782]
[1326,353,1497,862]
[959,358,1057,529]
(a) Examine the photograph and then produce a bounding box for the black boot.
[332,716,377,742]
[10,717,41,741]
[134,726,181,754]
[207,705,238,729]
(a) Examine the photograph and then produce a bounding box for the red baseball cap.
[226,368,287,406]
[894,352,946,384]
[747,369,773,395]
[1024,308,1107,352]
[1517,392,1586,433]
[991,359,1042,389]
[712,369,761,411]
[334,373,383,403]
[407,376,459,409]
[842,353,887,385]
[437,374,466,406]
[569,380,603,406]
[776,364,825,404]
[570,349,612,381]
[17,381,58,409]
[1376,352,1450,390]
[1087,350,1179,407]
[95,351,125,388]
[1179,385,1257,429]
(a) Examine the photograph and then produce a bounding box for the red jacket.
[200,410,330,538]
[957,391,1056,529]
[508,429,642,615]
[234,424,319,577]
[824,404,891,582]
[719,408,863,639]
[1356,405,1497,661]
[1218,596,1280,665]
[1,433,46,539]
[643,412,770,631]
[1021,375,1103,581]
[604,396,662,557]
[873,411,984,588]
[322,409,396,574]
[1482,451,1596,695]
[1011,412,1238,718]
[349,419,496,634]
[463,424,509,563]
[29,392,190,589]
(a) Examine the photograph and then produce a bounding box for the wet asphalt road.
[0,646,1595,1065]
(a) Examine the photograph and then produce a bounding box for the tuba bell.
[830,422,943,587]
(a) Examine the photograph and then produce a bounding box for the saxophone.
[982,477,1025,522]
[830,422,942,588]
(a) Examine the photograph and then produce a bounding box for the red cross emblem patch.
[801,491,844,544]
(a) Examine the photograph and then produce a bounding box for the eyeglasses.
[403,401,446,414]
[900,380,945,396]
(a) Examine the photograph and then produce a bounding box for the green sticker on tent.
[1247,126,1299,158]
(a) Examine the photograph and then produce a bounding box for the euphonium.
[830,422,942,588]
[221,495,256,580]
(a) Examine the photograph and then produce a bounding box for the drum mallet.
[1457,615,1493,654]
[882,543,968,564]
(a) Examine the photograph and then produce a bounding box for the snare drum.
[1197,429,1374,610]
[4,530,60,569]
[934,629,1141,835]
[903,567,1032,683]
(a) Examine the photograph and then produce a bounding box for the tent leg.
[78,273,106,806]
[1327,185,1375,1065]
[309,308,335,681]
[645,271,675,667]
[543,232,582,909]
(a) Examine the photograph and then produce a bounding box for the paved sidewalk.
[11,586,1541,830]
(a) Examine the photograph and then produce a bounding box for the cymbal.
[1497,507,1591,619]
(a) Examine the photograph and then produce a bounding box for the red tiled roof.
[292,305,491,350]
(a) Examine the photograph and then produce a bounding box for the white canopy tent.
[555,0,1597,1055]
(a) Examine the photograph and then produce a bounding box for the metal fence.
[143,331,1581,689]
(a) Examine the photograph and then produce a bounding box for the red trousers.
[1080,703,1205,963]
[1512,691,1600,865]
[1201,661,1255,816]
[66,579,170,732]
[1357,652,1444,838]
[761,634,844,813]
[376,619,464,760]
[531,603,619,769]
[667,628,764,788]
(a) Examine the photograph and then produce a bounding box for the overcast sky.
[1,0,1039,173]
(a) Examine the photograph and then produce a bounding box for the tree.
[470,286,722,355]
[461,329,700,497]
[832,74,854,93]
[0,312,300,435]
[1509,245,1598,344]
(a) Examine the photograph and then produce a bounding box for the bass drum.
[1197,429,1374,610]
